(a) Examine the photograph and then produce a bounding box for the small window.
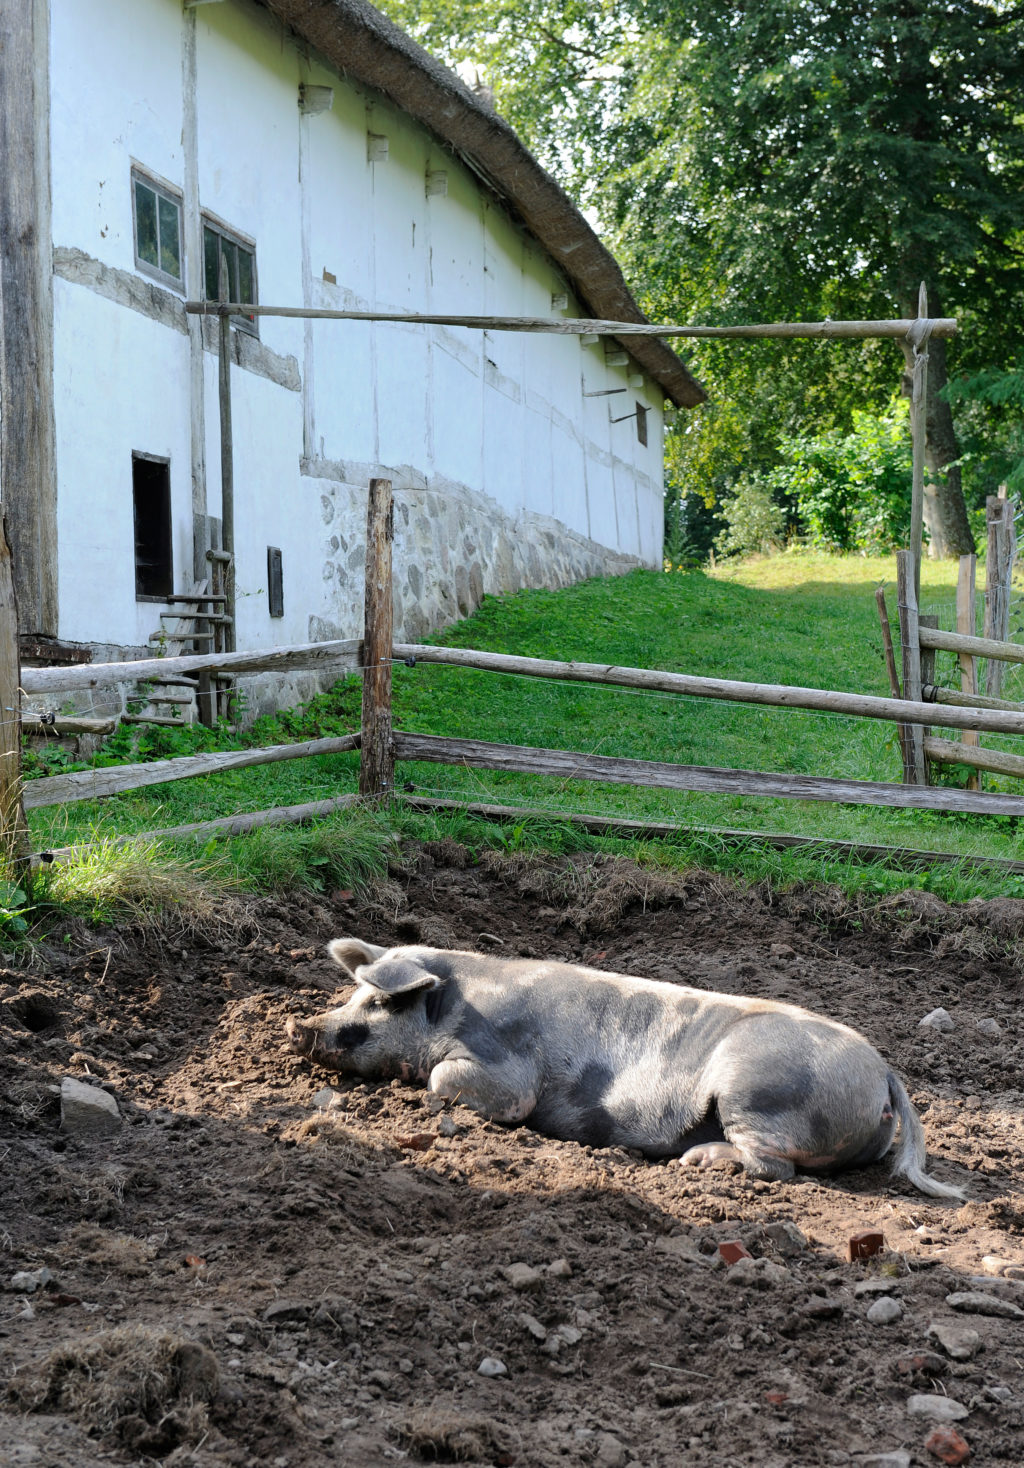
[133,454,173,599]
[267,547,284,619]
[636,403,648,447]
[203,217,257,332]
[132,170,183,288]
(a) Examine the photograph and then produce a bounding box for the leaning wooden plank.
[923,737,1024,780]
[400,795,1024,873]
[392,643,1024,740]
[38,794,363,858]
[393,731,1024,816]
[918,626,1024,666]
[22,732,360,809]
[186,301,959,341]
[19,638,361,694]
[22,713,117,735]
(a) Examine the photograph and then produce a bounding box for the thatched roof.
[260,0,706,407]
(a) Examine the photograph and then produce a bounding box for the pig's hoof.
[285,1017,316,1056]
[678,1142,744,1173]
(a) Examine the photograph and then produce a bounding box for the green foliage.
[768,400,912,553]
[946,364,1024,497]
[713,477,786,559]
[0,880,30,939]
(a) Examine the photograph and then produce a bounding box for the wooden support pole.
[984,494,1016,699]
[923,684,1024,714]
[875,586,910,778]
[0,520,29,878]
[908,283,929,599]
[918,625,1024,666]
[918,612,937,782]
[359,478,395,804]
[896,549,927,784]
[956,554,980,789]
[218,261,236,657]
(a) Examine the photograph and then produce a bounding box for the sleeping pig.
[285,939,963,1200]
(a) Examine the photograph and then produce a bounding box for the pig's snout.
[286,1016,319,1057]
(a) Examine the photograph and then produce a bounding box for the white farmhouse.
[0,0,703,685]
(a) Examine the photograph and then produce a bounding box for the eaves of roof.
[259,0,706,407]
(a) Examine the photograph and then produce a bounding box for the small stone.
[927,1321,981,1362]
[655,1235,705,1264]
[595,1432,627,1468]
[60,1076,120,1139]
[398,1358,414,1374]
[519,1312,547,1341]
[9,1267,53,1294]
[975,1018,1001,1037]
[553,1323,582,1345]
[477,1356,507,1377]
[856,1279,902,1297]
[980,1256,1009,1276]
[770,942,796,960]
[262,1298,311,1325]
[858,1454,912,1468]
[545,1257,572,1277]
[437,1114,459,1138]
[896,1350,947,1380]
[907,1394,969,1423]
[919,1007,954,1031]
[945,1291,1024,1319]
[984,1385,1011,1403]
[763,1220,807,1257]
[867,1297,903,1325]
[923,1426,971,1465]
[802,1297,845,1321]
[503,1262,542,1291]
[311,1086,342,1109]
[848,1229,886,1262]
[340,1417,359,1430]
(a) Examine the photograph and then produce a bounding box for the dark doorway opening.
[133,453,173,598]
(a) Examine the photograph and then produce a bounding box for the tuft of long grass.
[39,837,233,928]
[196,808,402,896]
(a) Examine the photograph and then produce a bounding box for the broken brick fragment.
[847,1229,885,1262]
[924,1426,971,1465]
[718,1240,752,1265]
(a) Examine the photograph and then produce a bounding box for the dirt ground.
[3,844,1024,1468]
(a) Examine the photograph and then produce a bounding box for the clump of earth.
[2,844,1024,1467]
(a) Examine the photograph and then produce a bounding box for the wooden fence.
[6,300,1024,867]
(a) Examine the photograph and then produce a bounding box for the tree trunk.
[899,289,974,558]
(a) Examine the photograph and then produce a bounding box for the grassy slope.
[25,550,1024,897]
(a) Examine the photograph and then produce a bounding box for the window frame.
[201,212,259,335]
[130,166,185,292]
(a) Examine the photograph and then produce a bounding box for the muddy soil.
[3,845,1024,1468]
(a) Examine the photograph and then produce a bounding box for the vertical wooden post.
[875,585,910,778]
[908,283,929,603]
[956,554,980,790]
[984,493,1016,699]
[0,520,30,877]
[359,478,395,803]
[217,261,236,657]
[896,548,927,784]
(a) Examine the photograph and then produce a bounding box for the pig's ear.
[360,957,443,998]
[328,938,388,975]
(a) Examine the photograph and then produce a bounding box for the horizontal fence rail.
[392,643,1024,740]
[393,732,1024,816]
[24,733,360,810]
[20,638,361,695]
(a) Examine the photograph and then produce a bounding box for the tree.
[386,0,1024,555]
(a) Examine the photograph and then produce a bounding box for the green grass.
[22,548,1024,905]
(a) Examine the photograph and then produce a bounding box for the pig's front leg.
[429,1055,539,1125]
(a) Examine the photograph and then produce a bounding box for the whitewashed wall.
[48,0,666,657]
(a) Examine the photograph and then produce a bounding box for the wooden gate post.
[984,493,1016,699]
[359,478,395,803]
[896,549,927,784]
[0,520,30,877]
